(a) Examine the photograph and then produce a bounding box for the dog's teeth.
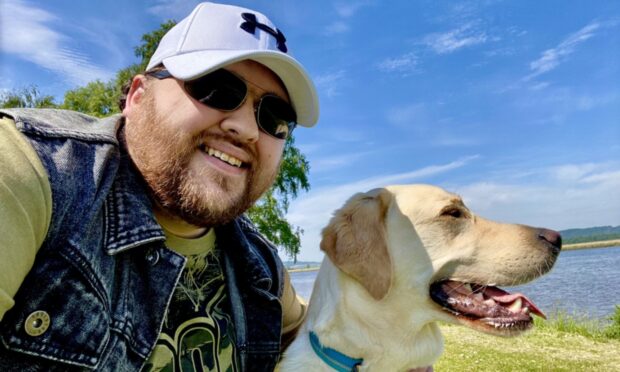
[473,292,484,301]
[522,307,530,314]
[508,298,523,313]
[463,283,473,292]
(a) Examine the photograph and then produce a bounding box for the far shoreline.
[286,239,620,272]
[563,239,620,250]
[287,266,320,273]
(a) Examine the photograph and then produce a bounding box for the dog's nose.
[538,228,562,254]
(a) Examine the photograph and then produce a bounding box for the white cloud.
[574,92,618,111]
[324,0,374,35]
[529,81,551,91]
[334,1,374,18]
[310,152,370,173]
[453,161,620,231]
[458,172,620,231]
[551,163,602,182]
[581,170,620,185]
[314,70,346,98]
[0,0,113,86]
[386,103,431,128]
[287,156,478,261]
[377,52,419,75]
[287,160,620,262]
[514,86,619,125]
[423,25,488,54]
[525,22,600,80]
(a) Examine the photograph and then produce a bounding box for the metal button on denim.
[24,310,51,336]
[145,248,160,265]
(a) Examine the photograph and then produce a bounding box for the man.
[0,2,318,371]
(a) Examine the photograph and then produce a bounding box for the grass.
[435,307,620,371]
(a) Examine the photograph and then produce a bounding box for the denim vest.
[0,109,284,371]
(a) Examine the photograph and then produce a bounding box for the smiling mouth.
[430,280,546,336]
[200,145,246,168]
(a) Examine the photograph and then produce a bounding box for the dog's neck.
[279,259,443,371]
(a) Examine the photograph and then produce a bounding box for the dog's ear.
[320,188,392,300]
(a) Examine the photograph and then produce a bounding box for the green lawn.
[435,318,620,371]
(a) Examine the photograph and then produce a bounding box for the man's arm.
[280,269,308,351]
[0,116,52,321]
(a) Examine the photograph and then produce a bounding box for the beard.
[123,92,278,227]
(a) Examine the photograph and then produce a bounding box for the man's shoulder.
[0,108,120,143]
[226,215,286,296]
[235,215,279,253]
[236,214,262,235]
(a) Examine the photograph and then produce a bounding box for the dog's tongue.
[483,286,546,319]
[440,281,546,319]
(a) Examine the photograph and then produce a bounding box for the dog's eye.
[441,208,463,218]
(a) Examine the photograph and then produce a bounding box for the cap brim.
[161,50,319,127]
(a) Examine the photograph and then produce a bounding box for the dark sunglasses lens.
[257,95,296,139]
[185,70,246,110]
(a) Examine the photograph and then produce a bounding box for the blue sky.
[1,0,619,262]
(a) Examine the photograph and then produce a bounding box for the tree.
[62,80,117,117]
[4,21,311,259]
[0,86,57,109]
[248,135,310,261]
[61,21,177,118]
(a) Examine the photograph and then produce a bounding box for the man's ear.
[320,188,393,300]
[122,75,147,117]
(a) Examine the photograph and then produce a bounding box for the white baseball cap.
[147,2,319,127]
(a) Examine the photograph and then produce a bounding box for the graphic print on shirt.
[143,250,238,372]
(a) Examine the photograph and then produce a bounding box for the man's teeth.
[206,147,243,167]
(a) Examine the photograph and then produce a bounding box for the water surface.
[290,246,620,320]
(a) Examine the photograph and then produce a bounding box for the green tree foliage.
[134,20,176,71]
[248,135,310,260]
[2,20,311,259]
[62,80,117,117]
[0,86,57,109]
[61,21,176,118]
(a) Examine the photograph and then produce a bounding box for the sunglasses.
[146,68,297,140]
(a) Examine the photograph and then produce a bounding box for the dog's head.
[320,184,561,336]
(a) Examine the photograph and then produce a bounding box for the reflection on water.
[290,246,620,320]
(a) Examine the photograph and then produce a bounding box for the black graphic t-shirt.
[143,229,239,372]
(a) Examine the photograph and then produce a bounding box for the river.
[290,246,620,321]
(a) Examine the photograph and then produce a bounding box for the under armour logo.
[240,13,288,53]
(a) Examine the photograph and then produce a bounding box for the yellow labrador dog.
[278,184,561,371]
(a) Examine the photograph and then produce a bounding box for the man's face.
[123,60,288,227]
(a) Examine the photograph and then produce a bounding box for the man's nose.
[220,100,260,144]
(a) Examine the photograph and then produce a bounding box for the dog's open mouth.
[430,280,546,336]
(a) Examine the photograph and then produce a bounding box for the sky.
[1,0,619,262]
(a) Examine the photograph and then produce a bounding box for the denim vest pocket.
[0,244,111,368]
